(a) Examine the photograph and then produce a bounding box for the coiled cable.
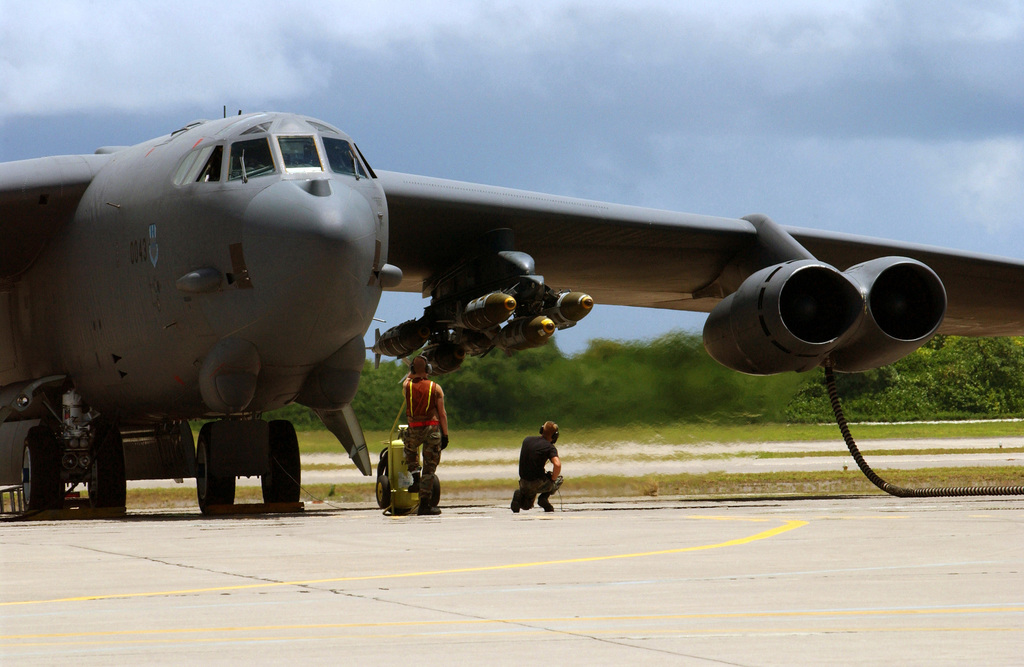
[824,365,1024,497]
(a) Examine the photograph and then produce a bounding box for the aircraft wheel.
[196,422,235,514]
[262,420,300,504]
[430,475,441,507]
[89,421,126,508]
[375,474,391,509]
[23,426,62,510]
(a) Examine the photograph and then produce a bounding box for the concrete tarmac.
[2,495,1022,665]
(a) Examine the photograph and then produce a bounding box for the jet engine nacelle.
[703,260,863,375]
[828,257,946,372]
[703,257,947,375]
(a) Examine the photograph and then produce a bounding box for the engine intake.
[704,260,862,375]
[829,257,946,372]
[703,257,947,375]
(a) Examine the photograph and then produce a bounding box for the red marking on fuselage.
[174,375,186,386]
[192,138,203,148]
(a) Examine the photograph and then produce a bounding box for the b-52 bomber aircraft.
[2,111,1024,513]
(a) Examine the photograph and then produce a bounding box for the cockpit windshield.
[277,136,323,173]
[323,137,368,178]
[228,137,275,181]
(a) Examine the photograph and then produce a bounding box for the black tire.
[23,426,63,510]
[377,447,389,478]
[375,475,391,509]
[89,421,126,508]
[262,420,301,504]
[430,475,441,507]
[196,422,235,514]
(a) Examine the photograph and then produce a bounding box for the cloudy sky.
[2,1,1022,354]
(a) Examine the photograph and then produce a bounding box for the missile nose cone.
[560,292,594,321]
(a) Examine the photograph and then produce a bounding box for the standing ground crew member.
[511,421,562,513]
[403,355,449,516]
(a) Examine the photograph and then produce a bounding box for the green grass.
[196,420,1024,455]
[297,420,1024,455]
[125,465,1024,510]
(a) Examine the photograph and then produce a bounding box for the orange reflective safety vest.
[405,378,439,427]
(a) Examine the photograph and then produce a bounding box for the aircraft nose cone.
[239,178,383,359]
[244,179,378,281]
[244,179,376,246]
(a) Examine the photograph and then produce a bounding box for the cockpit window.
[277,136,323,173]
[227,138,275,182]
[174,146,207,184]
[174,145,223,184]
[241,122,272,135]
[307,120,341,134]
[323,137,368,178]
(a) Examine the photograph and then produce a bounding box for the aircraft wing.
[0,154,110,280]
[379,170,756,313]
[380,170,1024,338]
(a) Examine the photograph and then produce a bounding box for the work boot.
[538,493,554,512]
[407,471,420,493]
[510,489,522,513]
[417,502,441,516]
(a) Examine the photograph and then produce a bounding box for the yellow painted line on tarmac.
[0,517,806,607]
[3,605,1021,644]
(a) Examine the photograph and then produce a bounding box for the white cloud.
[3,0,1019,122]
[942,139,1024,232]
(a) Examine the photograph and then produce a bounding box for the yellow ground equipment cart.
[375,426,441,515]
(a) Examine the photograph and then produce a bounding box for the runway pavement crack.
[319,588,751,664]
[70,545,300,588]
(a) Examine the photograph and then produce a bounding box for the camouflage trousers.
[518,475,563,510]
[403,425,442,503]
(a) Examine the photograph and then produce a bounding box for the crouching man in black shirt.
[511,421,563,513]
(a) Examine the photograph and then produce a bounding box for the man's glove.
[441,434,449,450]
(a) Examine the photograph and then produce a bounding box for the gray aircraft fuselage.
[3,113,386,420]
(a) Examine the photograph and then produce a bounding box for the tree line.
[265,333,1024,430]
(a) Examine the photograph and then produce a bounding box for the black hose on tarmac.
[824,365,1024,497]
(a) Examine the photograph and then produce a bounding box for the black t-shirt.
[519,435,558,480]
